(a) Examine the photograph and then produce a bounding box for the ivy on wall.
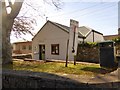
[78,42,98,47]
[112,37,120,44]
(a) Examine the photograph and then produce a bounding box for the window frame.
[51,44,59,55]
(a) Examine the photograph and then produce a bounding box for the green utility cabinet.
[99,41,118,69]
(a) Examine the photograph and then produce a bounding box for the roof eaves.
[83,26,103,36]
[85,30,92,37]
[93,30,103,35]
[13,41,32,44]
[78,31,85,37]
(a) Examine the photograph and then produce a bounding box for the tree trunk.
[2,18,14,64]
[2,2,12,64]
[2,1,24,64]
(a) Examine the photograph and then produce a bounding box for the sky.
[119,1,120,28]
[10,0,119,43]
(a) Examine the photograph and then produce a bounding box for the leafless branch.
[12,16,36,38]
[51,0,62,9]
[25,2,44,18]
[43,0,62,10]
[10,0,62,38]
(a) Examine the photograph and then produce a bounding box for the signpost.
[68,19,79,65]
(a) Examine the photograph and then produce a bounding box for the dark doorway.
[39,45,45,60]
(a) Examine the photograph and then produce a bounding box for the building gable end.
[32,21,69,40]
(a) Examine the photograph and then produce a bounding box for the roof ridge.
[78,26,91,38]
[79,26,93,30]
[49,21,70,32]
[50,21,69,28]
[54,22,69,28]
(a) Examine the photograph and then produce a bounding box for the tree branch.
[12,16,36,38]
[43,0,62,9]
[9,0,24,19]
[51,0,61,9]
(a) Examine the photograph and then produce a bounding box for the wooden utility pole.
[74,54,76,65]
[65,39,69,67]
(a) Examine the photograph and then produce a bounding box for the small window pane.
[51,44,59,55]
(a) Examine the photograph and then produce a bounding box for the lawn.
[3,60,110,76]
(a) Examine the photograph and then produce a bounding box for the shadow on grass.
[81,67,117,74]
[2,69,94,88]
[2,62,13,70]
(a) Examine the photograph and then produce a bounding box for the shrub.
[112,37,120,43]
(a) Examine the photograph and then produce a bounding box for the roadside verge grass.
[3,60,110,76]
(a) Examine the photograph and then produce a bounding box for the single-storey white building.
[32,19,104,61]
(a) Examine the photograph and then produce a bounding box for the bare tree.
[2,0,62,64]
[12,16,36,38]
[2,0,24,64]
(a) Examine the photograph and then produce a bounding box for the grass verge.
[3,60,111,76]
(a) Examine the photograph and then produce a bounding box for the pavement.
[54,69,119,88]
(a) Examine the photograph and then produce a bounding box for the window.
[22,45,26,50]
[28,45,32,50]
[51,44,59,55]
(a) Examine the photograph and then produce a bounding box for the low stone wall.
[2,70,119,89]
[2,70,88,88]
[76,44,120,63]
[76,46,99,63]
[116,43,120,55]
[12,54,32,59]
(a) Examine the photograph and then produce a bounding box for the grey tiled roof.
[33,20,103,40]
[78,26,92,37]
[50,21,94,38]
[50,21,70,33]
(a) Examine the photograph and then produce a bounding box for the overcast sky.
[10,0,120,43]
